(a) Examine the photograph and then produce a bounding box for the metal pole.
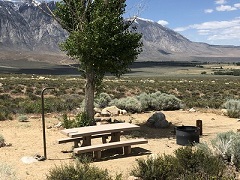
[41,87,55,160]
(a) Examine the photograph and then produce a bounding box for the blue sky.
[125,0,240,46]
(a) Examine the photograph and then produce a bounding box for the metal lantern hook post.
[41,87,55,160]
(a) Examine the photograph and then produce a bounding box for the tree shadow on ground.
[97,147,151,162]
[123,122,178,139]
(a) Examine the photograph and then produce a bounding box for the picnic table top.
[61,123,140,138]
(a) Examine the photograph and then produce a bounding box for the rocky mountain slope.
[0,0,67,52]
[132,17,240,61]
[0,0,240,63]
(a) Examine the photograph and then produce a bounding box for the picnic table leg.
[74,140,79,148]
[102,135,108,144]
[124,146,131,155]
[110,132,121,142]
[82,136,91,146]
[94,151,101,160]
[110,132,122,154]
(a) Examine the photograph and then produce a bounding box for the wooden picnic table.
[60,123,140,146]
[59,123,148,159]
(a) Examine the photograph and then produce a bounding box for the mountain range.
[0,0,240,66]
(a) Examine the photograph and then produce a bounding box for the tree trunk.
[84,70,95,122]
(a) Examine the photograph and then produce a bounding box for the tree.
[54,0,143,120]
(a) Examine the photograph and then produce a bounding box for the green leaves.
[55,0,142,84]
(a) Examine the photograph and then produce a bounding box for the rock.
[128,176,142,180]
[94,118,102,122]
[102,106,120,116]
[147,112,170,128]
[120,109,127,115]
[0,142,6,147]
[5,143,12,147]
[189,108,196,112]
[94,113,101,117]
[101,109,111,117]
[113,119,125,123]
[54,122,62,128]
[221,109,228,115]
[154,119,170,128]
[94,107,102,114]
[30,115,41,119]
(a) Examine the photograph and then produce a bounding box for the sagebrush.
[131,146,234,180]
[46,162,122,180]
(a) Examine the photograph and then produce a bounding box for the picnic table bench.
[74,138,148,159]
[58,123,148,160]
[57,133,112,147]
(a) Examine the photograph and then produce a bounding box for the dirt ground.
[0,109,239,180]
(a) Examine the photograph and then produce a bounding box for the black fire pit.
[175,126,200,146]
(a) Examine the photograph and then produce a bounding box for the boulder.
[101,106,120,116]
[189,108,196,112]
[221,109,228,116]
[101,109,111,117]
[120,109,127,115]
[94,112,101,117]
[147,112,170,128]
[94,107,102,114]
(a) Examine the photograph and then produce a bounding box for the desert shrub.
[61,94,83,111]
[61,114,75,129]
[19,100,41,114]
[233,69,240,76]
[158,93,181,110]
[211,131,235,160]
[137,92,152,111]
[27,93,38,101]
[61,112,94,128]
[111,91,181,112]
[46,162,121,180]
[230,133,240,169]
[19,97,81,114]
[18,114,28,122]
[145,91,180,110]
[110,97,142,113]
[0,106,12,121]
[74,112,95,127]
[0,163,18,180]
[175,146,225,177]
[0,134,5,146]
[214,71,234,76]
[211,131,240,169]
[223,99,240,118]
[0,94,15,120]
[132,146,228,180]
[131,154,182,180]
[95,93,112,108]
[149,91,163,110]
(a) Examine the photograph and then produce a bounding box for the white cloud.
[204,9,214,13]
[208,27,240,41]
[174,17,240,42]
[215,0,227,5]
[174,27,189,32]
[216,5,237,11]
[234,3,240,8]
[198,29,210,35]
[157,20,169,26]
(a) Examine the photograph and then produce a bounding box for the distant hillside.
[0,0,240,65]
[131,17,240,62]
